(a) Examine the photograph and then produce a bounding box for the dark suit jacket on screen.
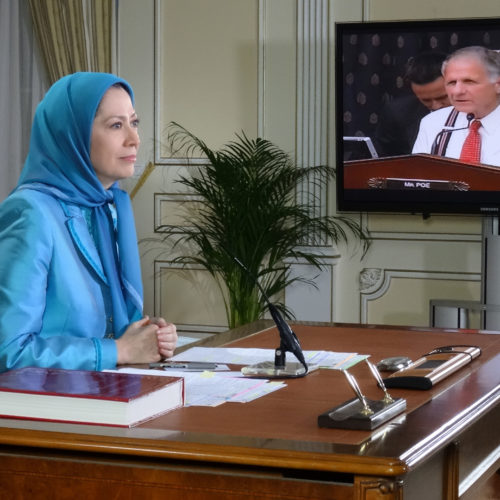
[373,95,429,157]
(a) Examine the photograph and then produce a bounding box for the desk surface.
[1,322,500,498]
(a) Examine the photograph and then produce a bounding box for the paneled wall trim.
[118,0,493,329]
[360,268,481,325]
[154,260,228,334]
[277,0,339,321]
[296,0,329,245]
[154,193,202,233]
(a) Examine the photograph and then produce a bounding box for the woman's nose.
[126,127,140,147]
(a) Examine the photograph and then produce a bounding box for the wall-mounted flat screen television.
[335,17,500,216]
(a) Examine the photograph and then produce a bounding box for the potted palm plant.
[164,122,369,329]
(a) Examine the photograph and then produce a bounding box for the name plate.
[368,177,470,191]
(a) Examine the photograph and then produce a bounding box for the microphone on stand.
[430,113,475,155]
[228,253,309,378]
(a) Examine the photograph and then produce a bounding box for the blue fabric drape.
[16,72,143,336]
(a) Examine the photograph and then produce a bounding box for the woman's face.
[90,86,140,189]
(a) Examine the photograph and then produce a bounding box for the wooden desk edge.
[0,425,409,477]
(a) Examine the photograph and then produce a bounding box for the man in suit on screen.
[412,46,500,166]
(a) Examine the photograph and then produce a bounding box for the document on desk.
[111,368,286,407]
[184,371,286,406]
[171,347,367,370]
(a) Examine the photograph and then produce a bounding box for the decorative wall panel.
[360,268,481,326]
[155,261,228,333]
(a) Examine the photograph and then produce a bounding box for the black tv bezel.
[335,17,500,217]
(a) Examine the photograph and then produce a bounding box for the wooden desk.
[1,322,499,500]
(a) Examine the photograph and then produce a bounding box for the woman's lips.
[121,155,137,162]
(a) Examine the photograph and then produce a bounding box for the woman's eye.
[111,121,122,129]
[132,118,140,128]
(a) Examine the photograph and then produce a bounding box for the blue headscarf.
[17,72,143,337]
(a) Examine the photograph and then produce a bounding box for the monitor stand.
[481,215,500,329]
[430,216,500,331]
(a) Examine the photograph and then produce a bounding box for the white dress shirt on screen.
[412,104,500,167]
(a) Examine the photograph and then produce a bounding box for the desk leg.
[354,476,403,499]
[444,442,460,500]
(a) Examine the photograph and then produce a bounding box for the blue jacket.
[0,188,120,372]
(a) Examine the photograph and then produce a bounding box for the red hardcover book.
[0,367,184,427]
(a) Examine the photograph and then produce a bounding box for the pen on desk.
[149,361,218,371]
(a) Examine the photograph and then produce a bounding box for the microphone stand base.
[241,361,311,378]
[318,397,406,430]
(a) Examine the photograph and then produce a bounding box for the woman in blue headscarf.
[0,72,177,372]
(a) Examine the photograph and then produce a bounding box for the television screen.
[335,17,500,216]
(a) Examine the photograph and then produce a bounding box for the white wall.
[116,0,499,332]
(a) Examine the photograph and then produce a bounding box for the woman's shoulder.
[4,186,59,204]
[0,187,68,224]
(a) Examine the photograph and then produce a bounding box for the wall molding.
[154,260,227,333]
[296,0,330,246]
[360,268,482,323]
[153,192,202,233]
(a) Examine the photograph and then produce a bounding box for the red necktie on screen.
[459,120,482,163]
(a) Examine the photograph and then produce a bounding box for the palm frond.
[164,122,369,328]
